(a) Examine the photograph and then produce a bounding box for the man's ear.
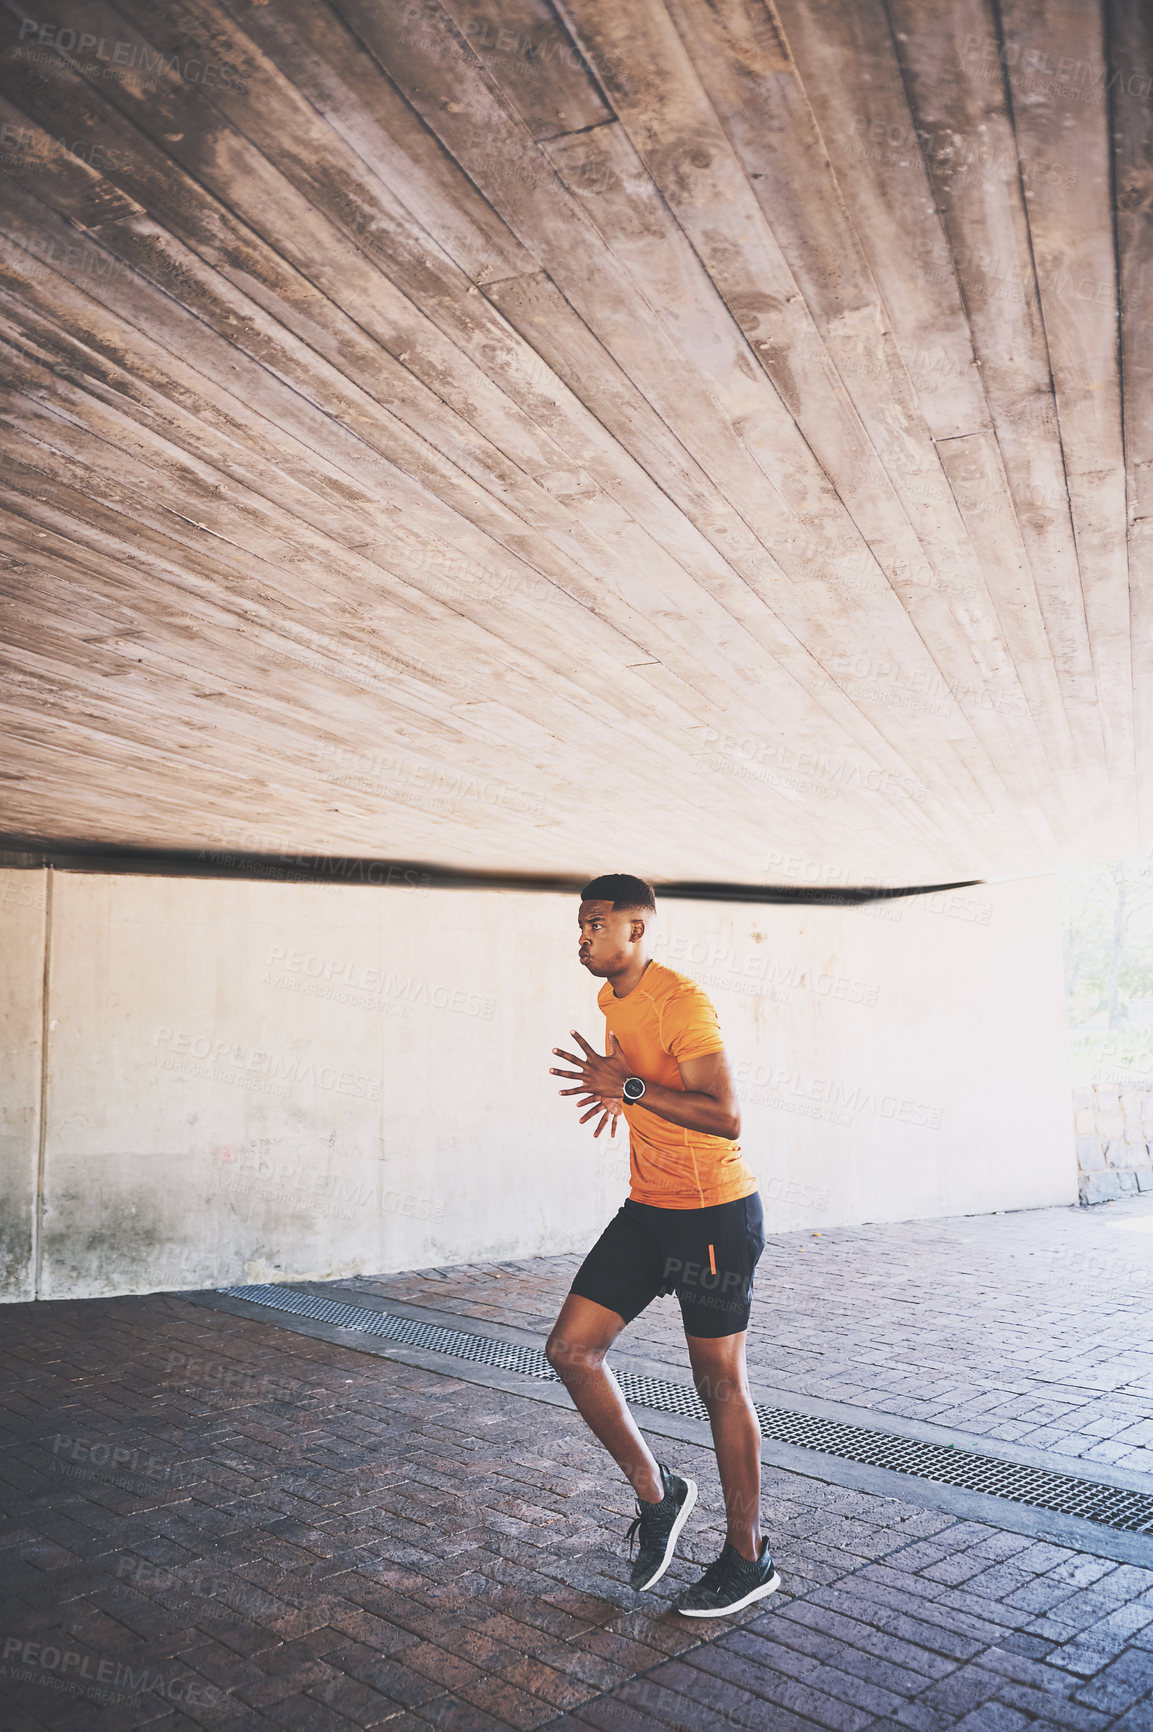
[630,916,647,943]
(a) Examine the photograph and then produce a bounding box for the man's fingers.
[551,1047,583,1065]
[550,1067,586,1081]
[570,1029,598,1058]
[559,1085,590,1097]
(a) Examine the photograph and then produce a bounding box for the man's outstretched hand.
[550,1030,630,1140]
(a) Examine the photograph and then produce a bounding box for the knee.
[693,1371,721,1409]
[545,1332,602,1378]
[545,1332,575,1375]
[692,1358,747,1407]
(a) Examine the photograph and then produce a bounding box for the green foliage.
[1066,1028,1153,1089]
[1059,858,1153,1035]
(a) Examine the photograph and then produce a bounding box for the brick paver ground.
[1,1197,1153,1730]
[348,1194,1153,1471]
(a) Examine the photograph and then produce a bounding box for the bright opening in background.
[1061,858,1153,1206]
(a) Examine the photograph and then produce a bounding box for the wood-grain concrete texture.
[0,0,1146,882]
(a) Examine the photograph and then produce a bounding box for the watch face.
[624,1077,644,1101]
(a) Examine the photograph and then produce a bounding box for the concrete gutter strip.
[182,1287,1153,1571]
[264,1281,1153,1499]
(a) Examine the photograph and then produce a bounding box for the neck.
[609,953,651,998]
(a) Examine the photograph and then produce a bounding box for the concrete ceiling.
[0,0,1148,886]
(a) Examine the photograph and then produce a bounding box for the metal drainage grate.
[223,1284,558,1380]
[222,1284,1153,1535]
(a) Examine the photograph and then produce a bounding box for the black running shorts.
[569,1192,766,1339]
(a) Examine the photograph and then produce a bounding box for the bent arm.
[631,1049,741,1141]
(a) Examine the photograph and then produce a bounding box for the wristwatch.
[622,1075,646,1103]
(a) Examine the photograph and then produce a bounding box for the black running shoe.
[626,1464,697,1591]
[675,1538,780,1616]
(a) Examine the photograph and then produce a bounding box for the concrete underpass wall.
[0,868,1077,1302]
[0,870,46,1298]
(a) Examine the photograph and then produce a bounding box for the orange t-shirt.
[598,961,757,1210]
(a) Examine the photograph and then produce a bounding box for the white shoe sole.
[635,1476,698,1592]
[677,1567,781,1617]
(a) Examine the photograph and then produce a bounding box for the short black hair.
[580,873,656,911]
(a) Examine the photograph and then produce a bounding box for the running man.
[546,873,779,1617]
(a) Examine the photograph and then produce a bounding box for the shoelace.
[688,1543,768,1600]
[625,1491,669,1556]
[691,1552,731,1595]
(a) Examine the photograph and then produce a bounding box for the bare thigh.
[547,1292,629,1367]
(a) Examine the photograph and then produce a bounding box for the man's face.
[577,899,643,975]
